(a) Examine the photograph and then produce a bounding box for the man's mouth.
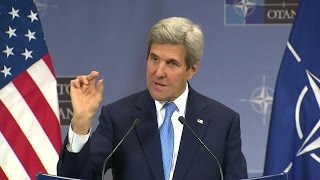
[155,82,165,86]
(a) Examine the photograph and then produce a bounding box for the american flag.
[0,1,62,179]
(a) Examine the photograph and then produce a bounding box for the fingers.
[86,71,99,81]
[70,78,81,88]
[71,71,100,88]
[96,79,104,94]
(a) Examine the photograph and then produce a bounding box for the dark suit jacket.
[57,87,247,180]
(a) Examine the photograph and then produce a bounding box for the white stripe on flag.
[27,59,60,122]
[0,132,30,180]
[0,83,59,175]
[287,41,301,62]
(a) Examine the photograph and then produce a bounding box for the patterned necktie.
[160,102,176,180]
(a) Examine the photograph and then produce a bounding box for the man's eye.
[150,57,158,61]
[169,62,178,66]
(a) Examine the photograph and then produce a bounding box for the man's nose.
[155,63,166,77]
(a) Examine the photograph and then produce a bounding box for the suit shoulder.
[195,91,238,116]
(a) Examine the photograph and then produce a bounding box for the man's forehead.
[149,44,186,61]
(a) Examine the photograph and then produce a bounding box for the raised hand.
[70,71,104,135]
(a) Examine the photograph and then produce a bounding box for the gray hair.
[147,17,204,69]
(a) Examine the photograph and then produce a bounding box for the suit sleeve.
[223,113,248,179]
[57,105,115,180]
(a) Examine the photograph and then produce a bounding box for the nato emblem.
[225,0,299,25]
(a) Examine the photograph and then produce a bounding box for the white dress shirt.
[67,84,189,180]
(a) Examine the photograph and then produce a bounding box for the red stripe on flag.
[13,71,62,153]
[0,101,47,178]
[0,167,8,180]
[42,53,56,76]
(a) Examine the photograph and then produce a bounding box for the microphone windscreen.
[133,119,140,126]
[178,116,186,124]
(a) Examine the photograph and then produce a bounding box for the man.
[57,17,248,180]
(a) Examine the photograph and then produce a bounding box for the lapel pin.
[197,118,204,124]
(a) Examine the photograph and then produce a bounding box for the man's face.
[146,43,198,101]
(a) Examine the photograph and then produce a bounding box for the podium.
[36,173,83,180]
[37,172,288,180]
[243,173,288,180]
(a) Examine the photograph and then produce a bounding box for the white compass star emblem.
[296,70,320,158]
[241,76,274,124]
[233,0,256,17]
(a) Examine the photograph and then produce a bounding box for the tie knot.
[164,102,176,118]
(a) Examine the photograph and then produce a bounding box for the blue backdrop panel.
[38,0,292,178]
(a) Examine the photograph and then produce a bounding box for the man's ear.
[187,62,199,80]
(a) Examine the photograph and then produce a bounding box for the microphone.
[101,119,140,180]
[178,116,224,180]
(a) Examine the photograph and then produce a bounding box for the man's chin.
[149,91,168,102]
[149,92,177,102]
[151,95,166,102]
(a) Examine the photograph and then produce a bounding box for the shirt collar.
[154,83,189,114]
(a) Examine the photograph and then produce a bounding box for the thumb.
[97,79,104,95]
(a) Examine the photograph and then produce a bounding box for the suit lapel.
[173,87,210,180]
[132,91,165,180]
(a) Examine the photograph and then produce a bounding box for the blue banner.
[264,0,320,179]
